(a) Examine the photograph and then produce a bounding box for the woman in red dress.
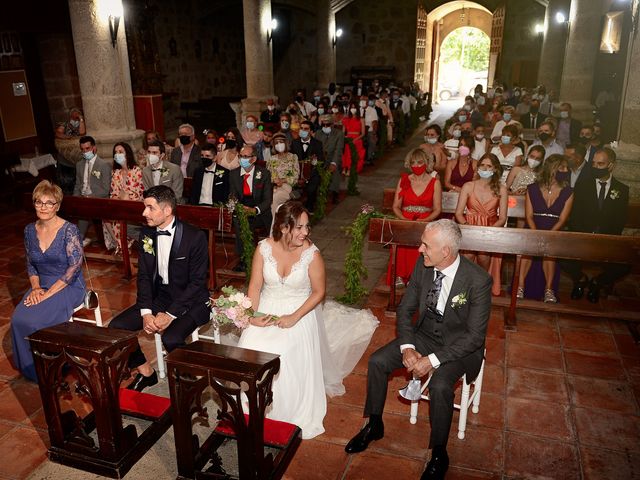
[386,148,442,286]
[341,102,366,175]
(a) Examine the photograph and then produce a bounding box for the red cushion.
[119,388,171,419]
[215,414,299,447]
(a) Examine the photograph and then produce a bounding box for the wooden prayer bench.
[28,322,172,478]
[368,217,640,332]
[166,341,301,480]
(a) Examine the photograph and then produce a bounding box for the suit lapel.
[443,258,469,318]
[170,220,183,261]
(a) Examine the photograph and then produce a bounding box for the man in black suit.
[564,143,590,188]
[189,143,230,206]
[170,123,203,177]
[579,125,603,165]
[109,186,210,391]
[290,120,326,212]
[345,220,492,480]
[229,144,273,271]
[519,99,546,130]
[555,102,582,147]
[563,147,630,303]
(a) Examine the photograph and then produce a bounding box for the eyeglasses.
[34,200,57,209]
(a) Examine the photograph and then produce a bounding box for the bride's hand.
[250,315,274,327]
[274,314,298,329]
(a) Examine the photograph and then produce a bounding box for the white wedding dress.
[237,240,379,440]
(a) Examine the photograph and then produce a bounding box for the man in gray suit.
[170,123,202,178]
[345,220,492,480]
[142,140,184,202]
[73,135,112,242]
[314,114,344,204]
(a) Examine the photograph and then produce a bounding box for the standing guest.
[189,143,230,206]
[420,124,448,175]
[331,101,345,125]
[137,130,173,168]
[444,134,476,193]
[517,155,574,303]
[363,93,380,165]
[215,129,243,171]
[490,105,516,142]
[73,135,112,245]
[506,145,544,194]
[340,102,366,175]
[229,145,273,272]
[310,101,327,130]
[260,98,281,128]
[142,140,184,200]
[293,90,317,120]
[455,153,508,296]
[170,123,202,177]
[291,121,326,212]
[314,115,344,204]
[11,181,85,382]
[490,124,523,183]
[563,148,630,303]
[565,143,589,188]
[555,102,582,147]
[515,92,531,118]
[485,97,503,130]
[519,99,546,130]
[529,120,564,159]
[103,142,144,254]
[109,186,210,391]
[204,129,219,145]
[443,123,462,164]
[240,114,263,146]
[473,84,488,112]
[387,149,442,287]
[327,82,339,105]
[55,107,86,139]
[345,220,492,480]
[266,133,299,229]
[471,124,488,161]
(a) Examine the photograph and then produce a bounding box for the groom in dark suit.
[345,220,492,480]
[109,185,210,391]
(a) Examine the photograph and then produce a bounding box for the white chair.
[69,302,103,327]
[154,313,221,379]
[408,355,485,440]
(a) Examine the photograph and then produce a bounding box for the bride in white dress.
[237,200,379,440]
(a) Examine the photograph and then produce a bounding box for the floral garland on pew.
[226,197,255,282]
[336,204,387,305]
[345,137,360,196]
[312,160,333,223]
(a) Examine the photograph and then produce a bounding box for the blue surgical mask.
[322,126,332,135]
[239,157,252,169]
[246,121,255,130]
[501,135,512,145]
[317,108,325,115]
[425,136,437,145]
[503,113,512,122]
[114,153,126,166]
[453,130,462,139]
[368,100,375,107]
[83,151,94,161]
[458,115,467,122]
[299,130,309,139]
[478,170,494,179]
[560,111,569,119]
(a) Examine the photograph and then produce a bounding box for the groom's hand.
[402,348,422,370]
[409,357,433,378]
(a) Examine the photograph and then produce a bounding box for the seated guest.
[266,133,299,229]
[260,98,281,128]
[240,114,263,146]
[455,153,507,296]
[485,98,504,130]
[109,186,210,391]
[517,154,574,303]
[215,129,243,171]
[340,102,366,175]
[444,133,476,193]
[420,124,448,174]
[555,102,582,147]
[331,101,345,125]
[11,180,86,382]
[579,125,602,164]
[291,121,326,212]
[229,145,273,271]
[519,99,546,130]
[511,121,528,157]
[563,147,630,303]
[189,143,230,206]
[293,90,317,120]
[529,120,564,159]
[73,135,112,245]
[506,145,544,194]
[170,123,202,177]
[490,105,516,142]
[310,100,327,130]
[255,127,275,165]
[490,124,523,183]
[138,130,173,168]
[103,142,144,254]
[515,92,531,118]
[387,149,442,287]
[142,140,184,200]
[471,123,488,160]
[314,114,345,204]
[204,128,219,145]
[55,107,86,139]
[443,123,462,163]
[565,143,589,188]
[278,112,294,145]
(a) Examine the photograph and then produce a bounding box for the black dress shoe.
[127,371,158,392]
[344,421,384,454]
[421,448,449,480]
[570,276,588,300]
[587,281,600,304]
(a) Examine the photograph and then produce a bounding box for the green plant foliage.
[312,163,332,223]
[230,198,255,282]
[440,27,490,72]
[345,138,359,196]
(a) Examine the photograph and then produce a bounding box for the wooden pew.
[368,217,640,330]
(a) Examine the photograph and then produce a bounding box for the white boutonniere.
[215,169,224,178]
[255,171,262,180]
[609,189,620,200]
[91,170,101,179]
[310,154,318,166]
[160,168,169,178]
[142,236,155,255]
[451,292,468,309]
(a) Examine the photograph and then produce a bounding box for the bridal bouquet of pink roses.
[208,286,275,329]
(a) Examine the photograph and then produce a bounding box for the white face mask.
[275,142,286,153]
[322,126,332,135]
[527,157,541,169]
[475,134,485,141]
[350,108,358,115]
[267,105,275,111]
[246,121,255,130]
[560,111,569,119]
[331,107,339,113]
[148,154,160,165]
[114,153,126,166]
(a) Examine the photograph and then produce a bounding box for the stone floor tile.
[0,425,48,479]
[506,367,569,404]
[574,407,640,452]
[484,337,504,366]
[506,341,563,373]
[0,379,43,423]
[453,392,504,431]
[446,467,502,479]
[504,432,579,479]
[367,323,397,351]
[481,364,505,395]
[563,351,626,380]
[0,355,20,380]
[506,397,573,441]
[580,445,640,480]
[343,450,425,480]
[505,319,559,347]
[614,332,640,357]
[0,421,14,441]
[560,329,618,354]
[368,411,430,459]
[557,313,611,332]
[568,375,638,413]
[622,354,640,379]
[22,407,48,431]
[447,426,503,474]
[320,403,368,447]
[282,439,348,480]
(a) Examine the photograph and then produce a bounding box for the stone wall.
[36,32,82,127]
[335,0,419,86]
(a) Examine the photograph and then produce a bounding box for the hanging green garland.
[312,161,332,223]
[345,137,359,196]
[226,197,255,282]
[336,205,387,305]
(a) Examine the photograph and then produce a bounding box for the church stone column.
[241,0,275,123]
[68,0,143,158]
[558,0,605,121]
[316,0,336,89]
[537,0,571,93]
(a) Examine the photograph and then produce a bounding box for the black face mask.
[579,136,592,144]
[538,132,550,142]
[530,107,539,114]
[201,156,214,167]
[225,139,236,149]
[179,135,191,145]
[295,96,303,103]
[591,166,610,178]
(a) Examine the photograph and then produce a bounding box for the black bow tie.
[302,140,310,144]
[157,230,171,236]
[204,170,215,174]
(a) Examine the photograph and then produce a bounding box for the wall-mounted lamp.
[600,11,623,53]
[534,23,545,35]
[333,28,343,47]
[267,18,278,43]
[109,15,121,48]
[555,11,567,24]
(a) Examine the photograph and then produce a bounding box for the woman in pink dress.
[443,133,476,193]
[341,102,366,175]
[455,153,508,295]
[386,149,442,286]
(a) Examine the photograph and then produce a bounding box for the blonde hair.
[404,148,435,171]
[32,180,63,204]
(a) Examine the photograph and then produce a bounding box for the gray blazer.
[397,255,492,381]
[142,161,184,201]
[314,127,344,169]
[73,155,112,198]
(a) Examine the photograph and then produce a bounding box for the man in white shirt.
[364,94,379,165]
[189,143,229,206]
[142,141,184,201]
[293,90,317,120]
[529,121,565,159]
[565,143,589,188]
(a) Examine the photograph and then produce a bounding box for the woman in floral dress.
[266,133,300,232]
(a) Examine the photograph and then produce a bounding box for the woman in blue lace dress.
[11,181,85,381]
